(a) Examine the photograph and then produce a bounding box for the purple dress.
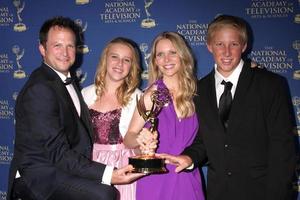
[136,80,205,200]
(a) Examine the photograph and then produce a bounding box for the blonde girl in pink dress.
[82,37,141,200]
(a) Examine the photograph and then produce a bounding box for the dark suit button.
[227,171,232,176]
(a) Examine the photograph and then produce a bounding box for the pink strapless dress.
[90,108,136,200]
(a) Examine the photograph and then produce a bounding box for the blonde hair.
[148,31,196,117]
[207,14,248,45]
[94,37,141,106]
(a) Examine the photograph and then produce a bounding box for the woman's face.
[154,39,181,79]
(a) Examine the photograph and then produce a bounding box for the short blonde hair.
[206,15,248,45]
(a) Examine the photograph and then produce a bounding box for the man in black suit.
[7,16,142,200]
[161,15,296,200]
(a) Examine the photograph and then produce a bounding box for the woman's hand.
[136,128,158,155]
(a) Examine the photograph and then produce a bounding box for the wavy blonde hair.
[94,37,141,106]
[148,32,196,118]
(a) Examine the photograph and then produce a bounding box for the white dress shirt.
[46,64,81,116]
[214,60,244,107]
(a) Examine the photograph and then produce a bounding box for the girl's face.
[106,43,133,83]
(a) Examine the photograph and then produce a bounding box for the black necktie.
[64,77,74,85]
[219,80,233,129]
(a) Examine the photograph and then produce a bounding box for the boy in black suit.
[161,15,296,200]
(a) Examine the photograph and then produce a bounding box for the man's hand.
[111,165,144,185]
[157,153,193,173]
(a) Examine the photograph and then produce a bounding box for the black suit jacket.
[7,63,106,199]
[183,62,296,200]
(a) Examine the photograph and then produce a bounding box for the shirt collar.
[44,62,71,82]
[214,59,244,87]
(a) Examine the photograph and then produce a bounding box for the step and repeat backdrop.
[0,0,300,199]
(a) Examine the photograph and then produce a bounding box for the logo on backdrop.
[12,92,18,101]
[292,96,300,136]
[75,0,89,5]
[245,0,294,19]
[12,0,27,32]
[0,7,14,27]
[0,145,13,164]
[0,190,7,200]
[13,92,18,126]
[250,46,293,74]
[139,43,150,80]
[76,68,87,84]
[100,1,141,24]
[0,99,14,120]
[0,53,14,73]
[177,20,208,46]
[295,14,300,23]
[12,45,26,79]
[295,0,300,24]
[141,0,156,28]
[75,19,89,54]
[292,40,300,80]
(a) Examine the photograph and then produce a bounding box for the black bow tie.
[64,77,74,85]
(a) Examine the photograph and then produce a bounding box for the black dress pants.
[11,177,36,200]
[48,176,118,200]
[11,176,118,200]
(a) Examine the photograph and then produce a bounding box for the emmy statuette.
[129,91,168,174]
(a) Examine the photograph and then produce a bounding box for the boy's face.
[207,26,247,77]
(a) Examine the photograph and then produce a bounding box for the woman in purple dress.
[124,32,205,200]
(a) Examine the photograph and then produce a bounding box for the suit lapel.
[227,62,253,132]
[202,71,225,133]
[41,65,79,120]
[41,64,94,140]
[58,81,78,114]
[207,70,225,133]
[206,72,220,119]
[72,82,94,140]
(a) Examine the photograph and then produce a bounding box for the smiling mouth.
[164,64,175,69]
[221,59,233,64]
[113,67,123,73]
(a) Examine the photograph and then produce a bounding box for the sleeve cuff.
[101,166,114,185]
[186,163,194,170]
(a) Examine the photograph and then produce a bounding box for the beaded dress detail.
[90,108,136,200]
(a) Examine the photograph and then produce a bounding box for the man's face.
[207,27,247,77]
[39,26,76,76]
